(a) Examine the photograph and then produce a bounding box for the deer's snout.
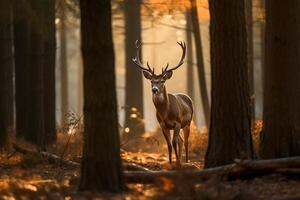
[152,87,159,94]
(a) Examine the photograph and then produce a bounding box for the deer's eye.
[160,80,165,84]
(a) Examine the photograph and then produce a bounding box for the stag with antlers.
[132,40,194,165]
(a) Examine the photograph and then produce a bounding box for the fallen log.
[13,143,80,167]
[125,157,300,183]
[123,162,152,172]
[12,143,151,172]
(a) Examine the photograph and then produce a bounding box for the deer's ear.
[163,71,173,80]
[142,70,152,80]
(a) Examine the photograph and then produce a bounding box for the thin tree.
[79,0,125,192]
[246,0,255,121]
[0,0,14,148]
[260,0,265,100]
[205,0,253,168]
[186,8,194,102]
[260,0,300,158]
[59,0,69,126]
[190,0,210,126]
[124,0,145,139]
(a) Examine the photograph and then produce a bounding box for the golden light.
[176,30,183,36]
[179,19,187,25]
[131,107,137,112]
[130,113,137,119]
[124,127,130,133]
[164,14,172,20]
[55,18,60,25]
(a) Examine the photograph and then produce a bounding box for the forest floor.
[1,121,300,200]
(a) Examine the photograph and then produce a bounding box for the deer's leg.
[162,128,172,163]
[178,134,183,163]
[172,124,181,165]
[183,125,190,163]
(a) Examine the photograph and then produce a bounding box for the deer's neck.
[152,86,169,114]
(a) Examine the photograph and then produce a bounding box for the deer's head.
[132,40,186,95]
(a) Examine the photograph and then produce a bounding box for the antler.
[132,40,154,74]
[162,41,186,74]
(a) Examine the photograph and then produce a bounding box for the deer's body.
[132,41,193,164]
[154,91,193,130]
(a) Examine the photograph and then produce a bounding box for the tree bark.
[0,0,14,148]
[205,0,253,168]
[260,0,300,158]
[59,0,69,126]
[13,0,31,139]
[42,0,56,144]
[79,0,125,192]
[190,0,210,126]
[124,0,145,141]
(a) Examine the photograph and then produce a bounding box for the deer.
[132,40,194,165]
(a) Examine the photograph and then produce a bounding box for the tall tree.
[190,0,210,126]
[0,0,14,148]
[260,0,300,158]
[124,0,145,139]
[27,0,46,148]
[59,0,69,126]
[43,0,56,143]
[79,0,125,192]
[13,0,31,138]
[246,0,255,121]
[205,0,253,168]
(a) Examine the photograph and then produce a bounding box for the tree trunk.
[77,57,83,116]
[205,0,253,168]
[124,0,145,140]
[190,0,210,126]
[0,0,14,148]
[27,0,45,149]
[186,10,194,103]
[59,0,69,126]
[13,0,31,139]
[42,0,56,144]
[260,0,300,158]
[246,0,255,121]
[260,0,265,107]
[79,0,125,192]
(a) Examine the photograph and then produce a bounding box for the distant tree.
[124,0,145,140]
[0,0,14,148]
[246,0,255,121]
[13,0,31,139]
[190,0,210,126]
[205,0,253,168]
[260,0,265,94]
[260,0,300,158]
[58,0,69,126]
[79,0,125,192]
[43,0,56,144]
[185,8,194,103]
